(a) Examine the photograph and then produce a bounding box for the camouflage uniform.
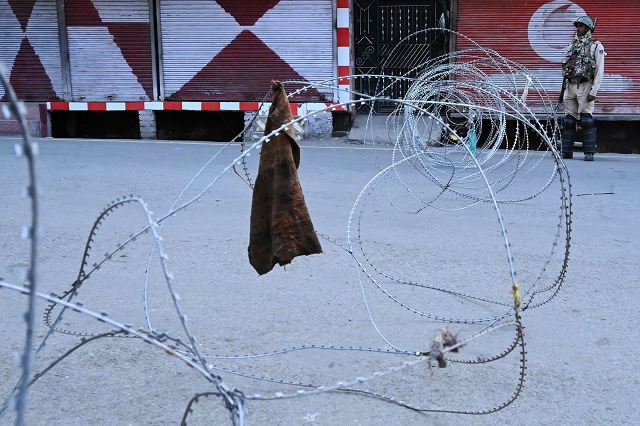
[561,17,605,161]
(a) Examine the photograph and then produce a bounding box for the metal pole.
[56,0,72,100]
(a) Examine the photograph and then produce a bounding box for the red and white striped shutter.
[159,0,334,102]
[0,0,64,101]
[456,0,640,114]
[65,0,154,102]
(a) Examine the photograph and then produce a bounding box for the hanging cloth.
[248,81,323,275]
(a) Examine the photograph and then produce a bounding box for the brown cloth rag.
[248,81,322,275]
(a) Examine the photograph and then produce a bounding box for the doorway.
[353,0,447,113]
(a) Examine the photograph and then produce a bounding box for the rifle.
[554,77,568,149]
[555,77,567,114]
[559,77,567,103]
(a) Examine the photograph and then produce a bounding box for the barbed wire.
[1,29,571,425]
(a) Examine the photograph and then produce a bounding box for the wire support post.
[0,61,40,426]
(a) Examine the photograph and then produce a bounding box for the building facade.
[455,0,640,115]
[1,0,638,140]
[0,0,351,138]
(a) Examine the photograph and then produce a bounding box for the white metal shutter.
[456,0,640,114]
[159,0,334,102]
[0,0,64,101]
[66,0,153,101]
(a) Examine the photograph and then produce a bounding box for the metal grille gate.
[353,0,445,113]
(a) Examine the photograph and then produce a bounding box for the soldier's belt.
[568,77,589,84]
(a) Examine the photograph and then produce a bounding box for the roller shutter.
[159,0,334,102]
[65,0,154,101]
[455,0,640,114]
[0,0,64,101]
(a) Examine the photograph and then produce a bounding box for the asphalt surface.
[1,136,639,425]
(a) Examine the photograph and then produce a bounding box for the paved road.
[1,136,639,425]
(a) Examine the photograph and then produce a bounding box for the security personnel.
[561,16,605,161]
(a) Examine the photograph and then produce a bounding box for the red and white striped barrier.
[337,0,351,105]
[47,101,346,115]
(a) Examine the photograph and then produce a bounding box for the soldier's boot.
[561,114,577,159]
[581,113,596,161]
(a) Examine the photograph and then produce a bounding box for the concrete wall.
[139,110,157,139]
[305,111,333,136]
[0,103,44,137]
[242,110,332,142]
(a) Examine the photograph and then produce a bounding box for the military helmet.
[574,16,596,33]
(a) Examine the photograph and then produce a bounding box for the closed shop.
[0,0,64,101]
[65,0,154,101]
[455,0,640,115]
[159,0,335,102]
